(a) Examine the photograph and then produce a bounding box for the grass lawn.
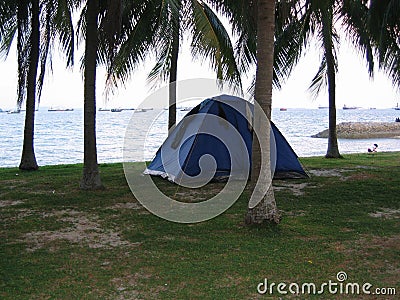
[0,152,399,299]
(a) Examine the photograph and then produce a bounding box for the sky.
[0,34,399,111]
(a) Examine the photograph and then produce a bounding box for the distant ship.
[318,106,328,109]
[394,103,400,110]
[136,108,153,112]
[48,107,74,112]
[279,108,287,111]
[7,109,21,114]
[111,108,123,112]
[343,105,359,110]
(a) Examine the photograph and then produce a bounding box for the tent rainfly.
[144,95,309,183]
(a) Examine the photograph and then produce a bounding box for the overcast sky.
[0,34,399,110]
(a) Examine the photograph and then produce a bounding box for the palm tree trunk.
[246,0,280,225]
[80,0,103,190]
[168,17,179,131]
[323,11,341,159]
[19,0,39,171]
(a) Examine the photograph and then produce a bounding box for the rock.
[312,122,400,139]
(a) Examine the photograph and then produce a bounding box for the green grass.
[1,152,399,299]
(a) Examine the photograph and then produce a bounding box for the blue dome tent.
[144,95,309,182]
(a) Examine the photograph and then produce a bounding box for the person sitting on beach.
[368,144,378,153]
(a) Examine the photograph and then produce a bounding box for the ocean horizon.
[1,107,399,168]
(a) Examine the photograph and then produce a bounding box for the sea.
[0,107,399,168]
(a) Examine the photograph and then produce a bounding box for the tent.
[144,95,309,183]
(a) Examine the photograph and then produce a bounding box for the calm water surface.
[0,107,399,168]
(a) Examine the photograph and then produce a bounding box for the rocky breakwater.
[312,122,400,139]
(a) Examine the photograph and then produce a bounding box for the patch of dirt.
[332,234,400,285]
[274,182,312,196]
[308,169,348,178]
[347,172,377,181]
[108,202,143,210]
[110,269,163,299]
[369,208,400,219]
[106,202,150,215]
[1,178,27,186]
[334,234,400,255]
[23,209,140,252]
[281,210,307,217]
[362,235,400,250]
[308,168,378,181]
[0,200,24,207]
[5,208,36,221]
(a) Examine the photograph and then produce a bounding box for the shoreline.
[312,122,400,139]
[1,151,400,169]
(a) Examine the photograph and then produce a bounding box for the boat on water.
[280,108,287,111]
[111,108,123,112]
[48,107,74,112]
[343,105,359,110]
[394,103,400,110]
[318,106,328,109]
[137,108,153,112]
[7,109,21,114]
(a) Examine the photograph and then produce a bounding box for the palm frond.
[0,23,17,59]
[55,0,75,67]
[146,0,181,88]
[105,0,161,92]
[0,0,17,56]
[17,0,30,108]
[308,56,327,98]
[274,7,312,89]
[189,0,242,92]
[341,0,374,76]
[368,0,400,88]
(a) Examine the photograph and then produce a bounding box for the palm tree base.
[19,157,39,171]
[245,187,281,225]
[80,170,104,190]
[325,153,343,159]
[19,162,39,171]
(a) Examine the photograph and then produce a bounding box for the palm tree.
[78,0,126,189]
[0,0,40,170]
[79,0,103,189]
[0,0,75,170]
[107,0,242,131]
[272,0,375,158]
[20,0,40,170]
[244,0,281,225]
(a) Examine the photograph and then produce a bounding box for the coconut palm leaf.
[17,0,30,107]
[308,56,327,97]
[189,0,242,91]
[146,0,181,87]
[105,0,162,90]
[341,0,374,76]
[368,0,400,87]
